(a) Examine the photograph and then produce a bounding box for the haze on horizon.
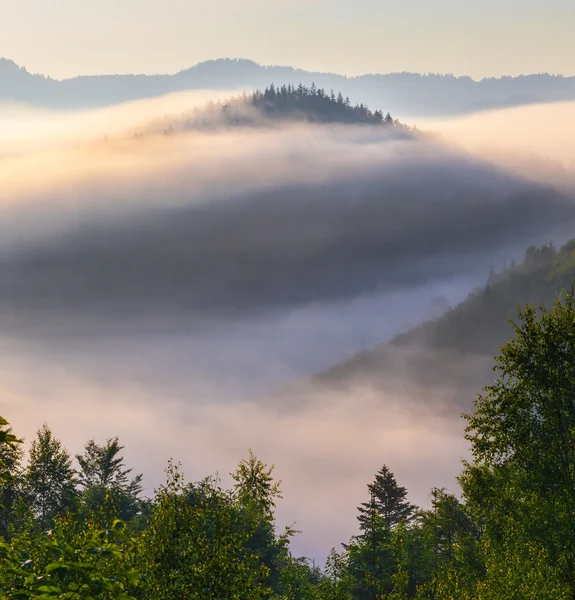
[2,0,574,80]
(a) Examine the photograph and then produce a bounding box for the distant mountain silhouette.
[2,57,575,117]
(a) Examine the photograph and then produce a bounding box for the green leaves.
[458,293,575,597]
[76,439,143,523]
[25,425,77,530]
[0,520,141,600]
[125,570,140,586]
[133,459,279,599]
[0,430,21,445]
[232,449,282,516]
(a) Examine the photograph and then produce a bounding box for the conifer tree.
[357,465,415,532]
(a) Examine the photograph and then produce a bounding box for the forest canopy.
[141,83,409,136]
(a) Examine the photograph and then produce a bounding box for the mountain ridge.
[4,56,572,83]
[3,57,575,117]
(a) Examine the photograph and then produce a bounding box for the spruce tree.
[357,465,415,532]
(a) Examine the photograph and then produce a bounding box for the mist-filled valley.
[3,75,575,599]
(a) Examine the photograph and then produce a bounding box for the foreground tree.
[0,418,140,599]
[137,461,271,600]
[415,489,481,599]
[231,449,290,593]
[346,513,395,599]
[461,293,575,598]
[25,424,77,529]
[0,419,23,539]
[76,437,143,521]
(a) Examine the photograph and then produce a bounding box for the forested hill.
[152,85,406,134]
[243,84,396,125]
[316,239,575,401]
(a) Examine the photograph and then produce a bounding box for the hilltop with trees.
[243,84,396,125]
[143,84,407,136]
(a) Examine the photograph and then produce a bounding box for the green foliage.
[461,292,575,597]
[319,548,354,600]
[0,418,21,446]
[135,460,272,599]
[414,489,481,599]
[232,449,282,516]
[357,466,415,533]
[231,450,295,592]
[0,517,140,600]
[412,240,575,356]
[384,525,409,600]
[0,419,24,539]
[25,425,77,530]
[274,556,324,600]
[0,418,140,599]
[345,514,395,599]
[76,438,143,523]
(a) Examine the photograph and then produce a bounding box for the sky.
[2,0,574,79]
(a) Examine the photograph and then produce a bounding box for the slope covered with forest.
[317,238,575,404]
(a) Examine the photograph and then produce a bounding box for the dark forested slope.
[317,239,575,405]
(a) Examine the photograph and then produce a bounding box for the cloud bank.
[1,119,573,338]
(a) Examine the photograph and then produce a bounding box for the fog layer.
[2,96,575,560]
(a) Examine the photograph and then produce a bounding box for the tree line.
[147,84,409,137]
[245,83,399,125]
[3,291,575,598]
[409,238,575,358]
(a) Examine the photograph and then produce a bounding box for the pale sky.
[1,0,574,79]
